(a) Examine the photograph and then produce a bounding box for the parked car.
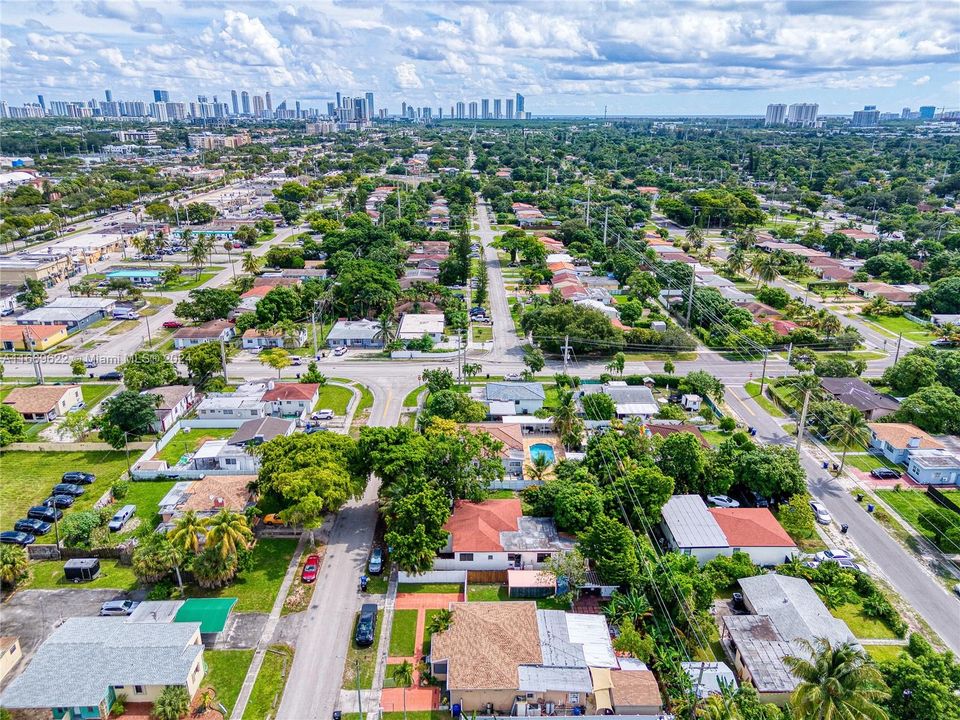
[749,491,770,508]
[43,495,75,509]
[14,518,51,535]
[368,547,383,575]
[62,471,95,484]
[301,554,320,583]
[333,346,347,356]
[108,504,137,532]
[809,500,832,525]
[932,339,957,348]
[0,531,36,546]
[706,495,740,508]
[52,483,85,497]
[69,401,86,412]
[354,603,378,647]
[304,425,328,434]
[870,468,901,480]
[504,373,523,381]
[27,505,62,522]
[99,600,140,616]
[312,409,335,421]
[831,558,870,575]
[289,355,303,366]
[99,371,123,381]
[815,549,852,562]
[162,321,184,329]
[84,359,98,369]
[113,312,140,321]
[262,514,285,527]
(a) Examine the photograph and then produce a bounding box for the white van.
[108,504,137,532]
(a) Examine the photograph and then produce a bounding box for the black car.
[354,603,378,647]
[52,483,85,497]
[62,471,95,484]
[14,518,51,535]
[99,371,123,381]
[870,468,902,480]
[0,531,35,546]
[27,505,62,522]
[43,495,75,509]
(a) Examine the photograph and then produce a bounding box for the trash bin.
[822,461,829,469]
[841,524,849,534]
[856,493,864,502]
[867,504,875,513]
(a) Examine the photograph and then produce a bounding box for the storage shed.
[507,569,555,598]
[63,558,100,582]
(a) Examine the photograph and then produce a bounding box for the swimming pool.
[529,443,556,463]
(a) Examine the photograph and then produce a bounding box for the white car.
[312,409,335,420]
[706,495,740,508]
[815,549,851,562]
[333,346,347,357]
[504,373,523,381]
[809,500,833,525]
[99,600,139,616]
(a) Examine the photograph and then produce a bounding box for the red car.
[162,321,183,329]
[301,554,320,583]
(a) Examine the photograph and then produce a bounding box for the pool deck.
[523,434,565,463]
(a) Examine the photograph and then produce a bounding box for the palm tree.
[698,684,743,720]
[685,224,704,249]
[552,390,583,449]
[525,453,553,483]
[241,251,262,275]
[189,237,208,273]
[427,609,453,635]
[204,509,254,560]
[0,545,29,588]
[374,313,397,345]
[605,351,626,377]
[821,314,843,339]
[726,247,747,276]
[787,373,822,453]
[391,660,414,720]
[169,510,206,555]
[151,686,191,720]
[827,407,870,473]
[784,638,889,720]
[749,253,779,288]
[604,589,653,629]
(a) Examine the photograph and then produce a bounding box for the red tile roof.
[261,383,320,402]
[708,508,795,547]
[241,285,274,298]
[444,499,521,552]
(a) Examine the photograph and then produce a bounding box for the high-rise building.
[852,106,880,127]
[37,95,45,113]
[104,89,112,102]
[336,91,341,109]
[493,98,502,119]
[252,95,265,116]
[149,102,168,121]
[422,107,431,120]
[231,90,239,116]
[901,107,912,119]
[455,101,466,119]
[165,102,186,120]
[401,101,407,118]
[241,91,250,115]
[327,102,336,116]
[265,92,272,111]
[515,93,525,118]
[505,98,514,119]
[153,90,169,103]
[481,98,490,119]
[787,102,818,126]
[468,101,478,119]
[764,103,787,126]
[295,100,301,118]
[919,106,936,120]
[365,92,375,120]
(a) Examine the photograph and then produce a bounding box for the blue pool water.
[530,443,556,463]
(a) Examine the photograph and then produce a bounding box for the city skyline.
[0,1,955,115]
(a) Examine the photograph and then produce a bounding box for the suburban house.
[430,602,632,714]
[849,282,916,306]
[660,495,797,566]
[158,475,258,521]
[326,318,383,348]
[482,382,546,416]
[15,305,106,332]
[681,661,738,699]
[580,382,659,420]
[190,418,295,474]
[721,574,857,704]
[106,268,162,285]
[195,395,268,421]
[434,499,574,571]
[867,422,952,479]
[142,385,197,433]
[241,327,307,349]
[820,378,899,420]
[0,637,22,682]
[0,617,206,719]
[262,383,320,419]
[0,323,69,351]
[593,658,665,716]
[3,384,82,422]
[172,320,235,349]
[462,423,526,481]
[397,313,446,342]
[905,450,960,486]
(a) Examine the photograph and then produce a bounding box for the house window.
[225,458,237,465]
[536,553,551,563]
[459,553,474,561]
[223,409,233,415]
[437,552,454,559]
[134,686,145,695]
[568,693,580,704]
[488,555,493,560]
[8,644,16,655]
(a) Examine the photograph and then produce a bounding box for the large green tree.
[117,351,178,392]
[0,404,26,446]
[578,514,640,586]
[99,391,160,446]
[383,476,450,574]
[173,288,239,322]
[656,432,707,494]
[894,384,960,434]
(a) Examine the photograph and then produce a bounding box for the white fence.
[390,350,460,359]
[397,570,466,584]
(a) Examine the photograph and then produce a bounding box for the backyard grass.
[0,450,130,529]
[24,558,139,591]
[844,454,898,473]
[388,609,418,657]
[876,489,960,555]
[472,325,493,343]
[422,609,441,656]
[155,272,216,292]
[313,384,354,416]
[465,583,570,610]
[744,380,786,418]
[342,609,384,690]
[153,427,236,466]
[397,583,462,594]
[832,603,898,640]
[865,645,906,662]
[79,383,118,408]
[485,489,518,500]
[242,644,294,720]
[113,480,177,540]
[402,385,425,408]
[861,314,938,344]
[203,649,255,715]
[188,538,298,613]
[699,430,733,446]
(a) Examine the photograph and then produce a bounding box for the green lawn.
[313,384,354,415]
[485,489,518,500]
[467,583,503,601]
[832,603,898,640]
[862,315,938,344]
[112,480,176,541]
[422,609,441,656]
[699,430,733,446]
[844,454,898,473]
[402,385,425,408]
[865,645,906,662]
[80,383,117,408]
[744,380,786,418]
[397,583,462,594]
[388,609,418,657]
[188,538,298,613]
[0,450,130,529]
[355,383,374,414]
[342,608,384,690]
[203,649,254,715]
[472,325,493,343]
[155,272,216,292]
[106,320,139,336]
[876,490,960,555]
[25,558,139,591]
[241,645,294,720]
[153,427,236,466]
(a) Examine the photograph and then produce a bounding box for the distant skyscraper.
[515,93,524,118]
[231,90,239,115]
[468,102,478,119]
[919,105,936,120]
[493,98,502,119]
[265,92,272,111]
[852,106,880,127]
[481,98,490,119]
[150,102,168,121]
[455,101,466,119]
[505,98,514,119]
[105,89,112,102]
[241,91,250,115]
[153,90,169,103]
[295,100,301,118]
[327,102,335,116]
[37,95,45,112]
[765,103,787,126]
[787,102,818,126]
[252,95,265,116]
[401,102,407,118]
[365,92,375,120]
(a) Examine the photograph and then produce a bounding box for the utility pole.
[311,309,318,359]
[786,342,793,364]
[797,387,812,453]
[602,207,609,246]
[144,316,152,345]
[759,349,770,394]
[219,337,229,380]
[684,268,696,328]
[355,659,363,715]
[585,185,591,227]
[893,332,903,364]
[562,335,571,374]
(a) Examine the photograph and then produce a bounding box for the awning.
[590,667,613,713]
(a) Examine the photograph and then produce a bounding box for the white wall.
[433,550,557,571]
[397,569,466,584]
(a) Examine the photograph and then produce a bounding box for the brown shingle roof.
[3,385,78,414]
[179,475,254,514]
[611,669,662,709]
[173,320,233,339]
[868,423,943,450]
[430,602,542,691]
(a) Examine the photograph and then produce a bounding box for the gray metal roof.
[485,382,546,402]
[536,610,586,667]
[326,318,379,341]
[17,306,101,323]
[720,615,797,693]
[661,495,728,549]
[0,617,202,709]
[501,517,575,553]
[518,665,593,692]
[229,416,294,445]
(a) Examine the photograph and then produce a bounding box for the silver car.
[809,500,832,525]
[707,495,740,508]
[99,600,140,616]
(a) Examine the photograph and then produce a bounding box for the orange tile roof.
[0,324,68,341]
[261,383,320,402]
[709,508,796,547]
[867,423,943,450]
[443,499,521,552]
[462,422,524,453]
[241,285,274,298]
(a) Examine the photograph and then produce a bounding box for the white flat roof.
[398,313,445,337]
[661,494,728,549]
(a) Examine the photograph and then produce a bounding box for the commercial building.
[765,104,787,126]
[187,132,251,150]
[0,252,77,287]
[852,106,880,127]
[16,304,108,332]
[3,384,83,422]
[0,323,69,351]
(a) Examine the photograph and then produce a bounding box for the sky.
[1,0,958,116]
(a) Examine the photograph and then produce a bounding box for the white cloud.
[394,61,422,89]
[913,75,931,85]
[200,10,285,67]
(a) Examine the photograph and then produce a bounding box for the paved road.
[725,385,960,654]
[475,198,522,362]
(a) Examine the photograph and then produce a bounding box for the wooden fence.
[467,570,508,584]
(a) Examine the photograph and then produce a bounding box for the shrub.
[147,580,175,601]
[59,510,103,548]
[718,416,736,432]
[111,480,130,501]
[151,686,190,720]
[111,693,127,716]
